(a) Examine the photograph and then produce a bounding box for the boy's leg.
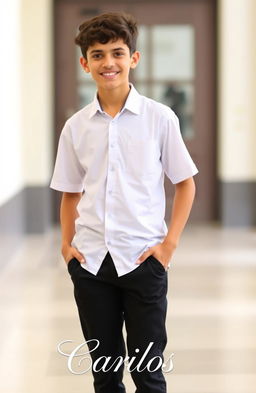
[67,254,126,393]
[120,256,168,393]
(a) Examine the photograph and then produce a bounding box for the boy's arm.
[60,192,85,264]
[136,177,196,269]
[164,176,196,247]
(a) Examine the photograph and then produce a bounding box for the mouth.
[100,71,120,79]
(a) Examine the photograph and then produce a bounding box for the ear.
[80,56,90,73]
[130,51,140,69]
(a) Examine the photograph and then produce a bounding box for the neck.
[97,84,131,117]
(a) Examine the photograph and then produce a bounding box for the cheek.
[89,67,98,75]
[121,62,131,72]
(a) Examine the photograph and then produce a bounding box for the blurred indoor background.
[0,0,255,392]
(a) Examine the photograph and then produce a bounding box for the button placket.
[105,120,118,248]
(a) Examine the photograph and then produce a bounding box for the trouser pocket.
[150,255,166,273]
[67,258,79,275]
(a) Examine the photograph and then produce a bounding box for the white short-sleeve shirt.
[50,84,198,276]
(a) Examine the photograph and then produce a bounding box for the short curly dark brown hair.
[74,12,138,59]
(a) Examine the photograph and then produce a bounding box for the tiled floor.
[0,223,256,392]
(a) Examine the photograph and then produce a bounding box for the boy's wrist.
[61,242,72,251]
[162,237,178,249]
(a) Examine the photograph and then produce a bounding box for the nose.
[102,54,115,69]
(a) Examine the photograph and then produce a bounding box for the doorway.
[53,0,217,222]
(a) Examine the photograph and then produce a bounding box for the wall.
[218,0,256,225]
[21,0,54,186]
[0,0,23,205]
[0,0,54,250]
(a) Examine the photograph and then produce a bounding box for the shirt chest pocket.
[123,138,159,178]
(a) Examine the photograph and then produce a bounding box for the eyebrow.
[89,47,126,54]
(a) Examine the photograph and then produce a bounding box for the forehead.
[87,39,129,53]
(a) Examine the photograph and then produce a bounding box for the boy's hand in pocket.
[61,244,85,265]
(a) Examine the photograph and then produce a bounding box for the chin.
[102,82,121,90]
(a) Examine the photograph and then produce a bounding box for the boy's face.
[80,39,140,93]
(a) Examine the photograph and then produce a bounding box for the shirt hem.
[171,168,199,184]
[50,181,84,193]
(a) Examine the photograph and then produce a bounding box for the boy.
[50,12,198,393]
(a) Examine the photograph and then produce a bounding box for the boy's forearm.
[60,192,82,248]
[164,177,196,248]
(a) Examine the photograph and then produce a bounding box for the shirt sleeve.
[50,121,86,192]
[161,111,199,184]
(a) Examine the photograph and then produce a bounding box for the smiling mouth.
[100,71,120,79]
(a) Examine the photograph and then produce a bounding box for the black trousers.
[68,251,168,393]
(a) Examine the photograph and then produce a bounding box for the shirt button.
[107,241,111,246]
[109,190,112,194]
[110,167,114,171]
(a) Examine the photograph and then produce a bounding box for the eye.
[92,54,102,59]
[114,52,124,57]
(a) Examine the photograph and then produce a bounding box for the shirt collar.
[88,94,104,119]
[88,83,141,119]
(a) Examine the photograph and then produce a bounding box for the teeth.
[102,72,118,76]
